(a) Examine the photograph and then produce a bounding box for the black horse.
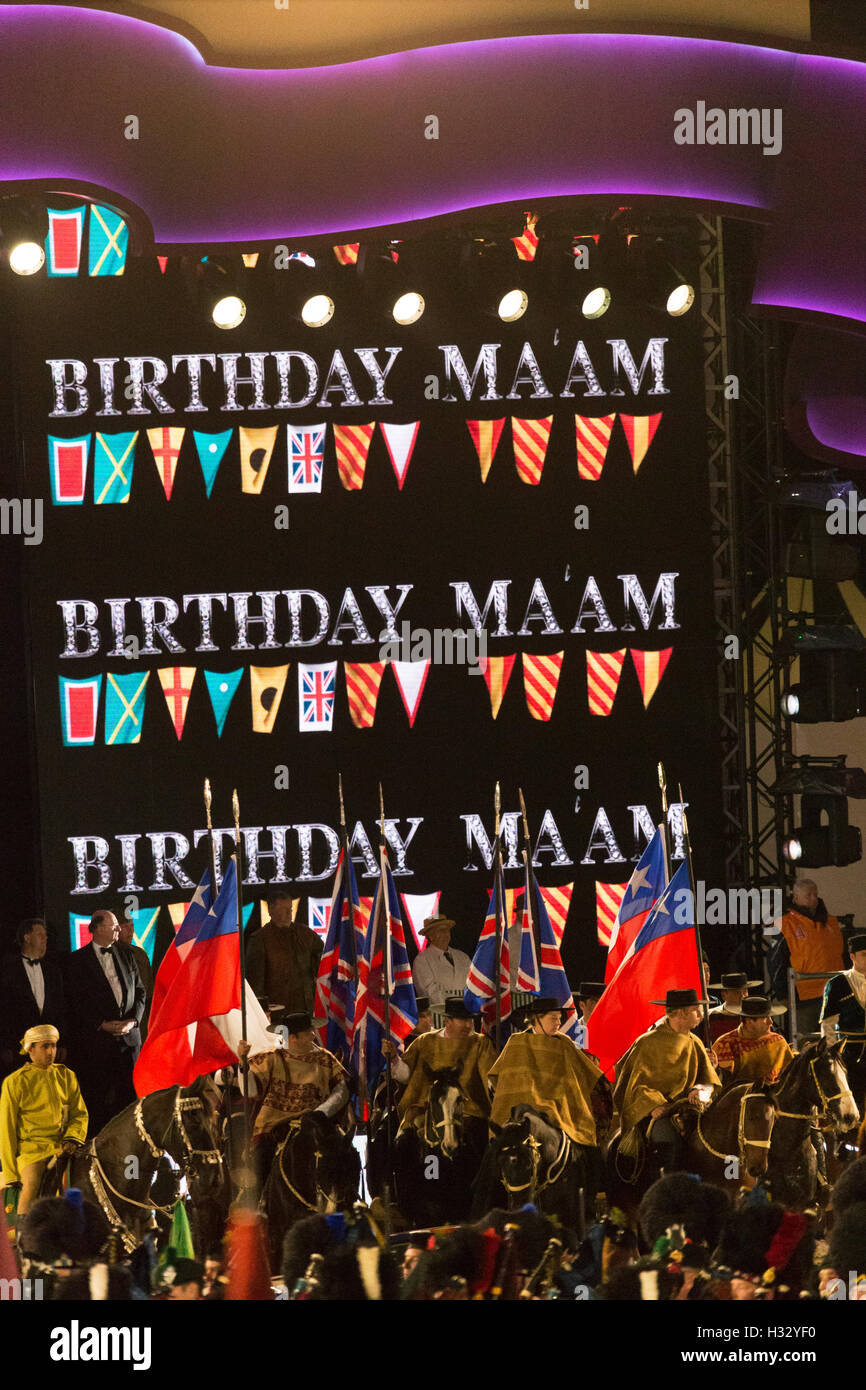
[767,1038,860,1210]
[471,1105,600,1233]
[63,1075,225,1254]
[389,1066,488,1227]
[261,1110,361,1270]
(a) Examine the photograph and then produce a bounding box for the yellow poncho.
[613,1021,720,1133]
[398,1031,495,1128]
[0,1063,88,1184]
[488,1032,602,1146]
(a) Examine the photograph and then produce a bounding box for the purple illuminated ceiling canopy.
[1,8,865,329]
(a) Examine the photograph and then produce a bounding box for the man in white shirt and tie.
[411,915,472,1013]
[63,910,145,1134]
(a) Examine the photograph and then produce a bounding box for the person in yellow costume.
[0,1024,88,1215]
[488,997,602,1147]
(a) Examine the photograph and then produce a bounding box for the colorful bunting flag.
[333,244,359,265]
[620,413,662,474]
[242,252,260,269]
[59,674,102,746]
[586,649,627,716]
[93,430,137,505]
[128,906,160,963]
[45,207,85,276]
[104,670,149,745]
[48,435,90,505]
[157,256,168,274]
[147,426,185,500]
[379,421,419,490]
[630,647,673,708]
[239,425,277,495]
[466,419,505,483]
[158,666,196,739]
[88,204,128,277]
[538,883,573,946]
[595,881,629,948]
[250,664,289,733]
[68,913,92,952]
[400,891,442,954]
[512,416,553,485]
[575,414,616,481]
[522,652,564,721]
[511,214,539,262]
[204,668,243,736]
[344,661,385,729]
[193,429,232,498]
[334,423,375,491]
[479,654,516,719]
[392,659,430,728]
[299,661,337,731]
[308,898,332,939]
[168,901,192,933]
[287,424,325,494]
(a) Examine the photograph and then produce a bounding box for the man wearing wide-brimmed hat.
[714,996,792,1085]
[0,1024,88,1216]
[707,972,764,1045]
[488,996,602,1146]
[613,988,720,1173]
[411,914,471,1009]
[820,931,866,1109]
[389,997,495,1136]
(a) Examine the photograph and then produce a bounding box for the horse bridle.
[776,1056,854,1124]
[274,1120,330,1213]
[696,1091,773,1166]
[423,1089,462,1153]
[500,1129,570,1196]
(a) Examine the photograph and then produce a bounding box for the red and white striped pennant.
[522,651,564,721]
[344,661,385,729]
[586,649,626,716]
[595,881,628,948]
[538,883,573,947]
[575,414,616,481]
[512,416,553,485]
[333,423,375,490]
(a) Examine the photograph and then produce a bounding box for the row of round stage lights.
[210,282,696,330]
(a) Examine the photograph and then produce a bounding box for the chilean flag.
[134,858,275,1096]
[604,825,667,982]
[587,862,703,1079]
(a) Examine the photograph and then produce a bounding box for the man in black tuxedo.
[63,909,145,1134]
[0,918,67,1079]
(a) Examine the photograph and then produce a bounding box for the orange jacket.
[779,909,844,1000]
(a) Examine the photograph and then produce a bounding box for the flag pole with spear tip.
[518,787,540,978]
[493,781,505,1053]
[204,778,234,1175]
[232,788,252,1152]
[657,762,671,886]
[677,782,712,1050]
[378,782,395,1213]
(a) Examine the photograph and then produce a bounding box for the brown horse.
[606,1081,777,1220]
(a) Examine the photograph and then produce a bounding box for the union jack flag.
[525,864,581,1041]
[308,898,332,938]
[299,661,337,731]
[464,846,511,1033]
[352,844,417,1097]
[516,859,541,992]
[288,424,325,494]
[314,847,364,1062]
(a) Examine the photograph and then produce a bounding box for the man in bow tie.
[63,910,145,1134]
[0,918,67,1081]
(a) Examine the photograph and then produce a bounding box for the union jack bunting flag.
[314,846,364,1061]
[287,424,325,494]
[299,661,337,731]
[352,844,417,1097]
[308,899,332,938]
[464,847,511,1032]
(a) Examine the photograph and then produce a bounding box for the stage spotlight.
[581,286,611,319]
[781,627,866,723]
[301,293,335,327]
[1,197,48,275]
[781,799,862,867]
[392,290,424,325]
[666,282,695,316]
[630,233,695,316]
[498,288,528,321]
[212,294,246,329]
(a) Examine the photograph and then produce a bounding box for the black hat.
[415,996,431,1014]
[573,982,606,1002]
[708,972,762,992]
[730,995,787,1018]
[444,998,474,1020]
[848,933,866,954]
[651,988,709,1009]
[285,1012,312,1034]
[523,995,563,1016]
[162,1257,205,1289]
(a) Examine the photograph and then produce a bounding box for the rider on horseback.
[714,996,792,1085]
[240,1012,352,1194]
[613,988,720,1173]
[488,996,602,1147]
[386,998,495,1135]
[0,1024,88,1217]
[821,931,866,1112]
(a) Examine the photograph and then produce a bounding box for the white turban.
[20,1023,59,1054]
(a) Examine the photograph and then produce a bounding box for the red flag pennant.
[392,659,430,727]
[512,416,553,485]
[466,419,505,483]
[479,654,516,719]
[595,881,628,948]
[344,661,385,729]
[522,652,564,721]
[586,649,626,716]
[575,414,616,481]
[333,423,375,490]
[158,666,196,739]
[157,255,168,274]
[630,648,673,708]
[620,413,662,474]
[379,421,419,490]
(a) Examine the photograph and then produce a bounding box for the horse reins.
[775,1057,854,1123]
[275,1121,330,1213]
[501,1129,570,1196]
[696,1090,773,1165]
